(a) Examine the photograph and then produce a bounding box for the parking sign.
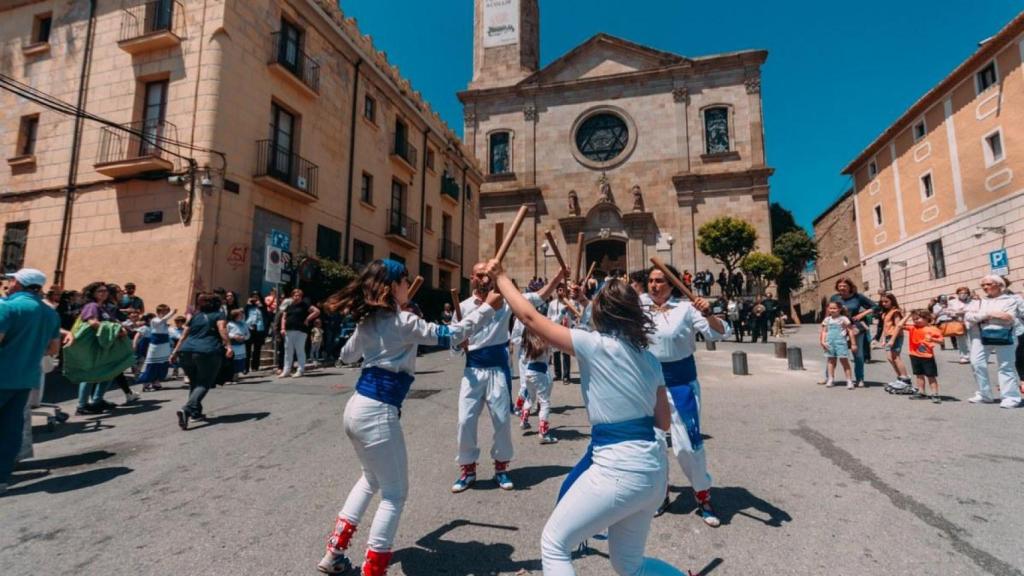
[989,248,1009,276]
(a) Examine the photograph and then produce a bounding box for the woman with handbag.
[964,276,1020,408]
[943,288,973,364]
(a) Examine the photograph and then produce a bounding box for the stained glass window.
[704,107,730,154]
[575,113,628,163]
[489,132,510,175]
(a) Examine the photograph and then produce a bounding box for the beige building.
[1,0,482,310]
[459,0,772,283]
[792,189,862,322]
[842,12,1024,308]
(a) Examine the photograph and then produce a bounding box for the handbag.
[942,321,966,337]
[980,323,1015,346]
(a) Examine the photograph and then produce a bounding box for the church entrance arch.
[585,238,627,280]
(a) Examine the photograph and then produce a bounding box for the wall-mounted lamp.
[974,226,1007,239]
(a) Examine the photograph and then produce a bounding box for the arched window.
[704,107,730,154]
[489,131,511,175]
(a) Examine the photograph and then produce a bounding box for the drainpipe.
[417,128,429,275]
[342,59,362,264]
[54,0,97,285]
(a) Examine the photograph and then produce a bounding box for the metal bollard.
[774,341,788,359]
[732,350,749,375]
[705,340,717,351]
[787,347,804,370]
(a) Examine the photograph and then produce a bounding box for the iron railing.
[255,139,319,199]
[441,173,460,200]
[391,134,418,168]
[439,239,461,265]
[386,210,419,244]
[269,31,320,93]
[119,0,185,42]
[97,119,178,167]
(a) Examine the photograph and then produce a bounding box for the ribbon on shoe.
[661,356,703,452]
[466,343,514,412]
[355,366,416,409]
[556,416,656,502]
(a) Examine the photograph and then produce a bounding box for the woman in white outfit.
[964,275,1021,408]
[316,259,501,576]
[485,258,690,576]
[641,265,730,526]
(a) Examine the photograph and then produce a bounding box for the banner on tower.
[483,0,519,48]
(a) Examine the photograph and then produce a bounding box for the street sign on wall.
[264,245,283,284]
[990,248,1009,276]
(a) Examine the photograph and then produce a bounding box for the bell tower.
[470,0,540,90]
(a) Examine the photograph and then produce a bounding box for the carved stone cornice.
[556,216,587,239]
[479,187,543,215]
[523,105,538,122]
[463,109,477,124]
[744,76,761,94]
[622,211,656,237]
[672,87,689,103]
[673,167,774,206]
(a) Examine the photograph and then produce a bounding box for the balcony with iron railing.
[95,119,177,178]
[385,210,419,248]
[118,1,185,54]
[268,31,320,96]
[438,238,461,267]
[390,135,418,172]
[253,139,319,202]
[441,173,460,204]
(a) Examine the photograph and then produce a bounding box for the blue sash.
[150,332,170,345]
[557,416,656,502]
[467,343,514,412]
[355,367,416,409]
[526,361,548,374]
[661,356,703,452]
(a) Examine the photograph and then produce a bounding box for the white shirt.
[965,294,1021,336]
[342,305,495,375]
[571,329,665,473]
[640,293,730,363]
[461,296,512,351]
[144,317,172,364]
[227,321,250,358]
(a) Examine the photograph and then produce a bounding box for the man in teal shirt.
[0,268,61,495]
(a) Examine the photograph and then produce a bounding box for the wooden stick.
[582,261,597,287]
[573,232,585,282]
[649,256,697,301]
[450,289,463,321]
[494,205,530,262]
[408,276,423,300]
[544,230,568,273]
[560,297,582,319]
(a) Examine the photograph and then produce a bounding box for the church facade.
[460,0,773,283]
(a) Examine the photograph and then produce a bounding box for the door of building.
[250,207,295,296]
[585,238,627,280]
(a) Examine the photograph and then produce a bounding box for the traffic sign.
[989,248,1009,276]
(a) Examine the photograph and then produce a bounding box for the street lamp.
[541,241,551,279]
[666,234,675,266]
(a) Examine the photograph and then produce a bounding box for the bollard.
[787,347,804,370]
[732,350,749,375]
[705,340,717,351]
[774,341,788,359]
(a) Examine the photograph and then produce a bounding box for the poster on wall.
[483,0,519,48]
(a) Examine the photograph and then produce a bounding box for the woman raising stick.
[316,259,502,576]
[484,258,690,576]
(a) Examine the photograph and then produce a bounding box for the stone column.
[524,103,538,186]
[744,72,765,167]
[672,86,690,173]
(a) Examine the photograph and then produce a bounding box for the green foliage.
[773,229,818,298]
[740,251,783,296]
[770,202,799,244]
[294,255,358,304]
[697,217,758,278]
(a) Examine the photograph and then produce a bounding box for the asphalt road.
[2,325,1023,576]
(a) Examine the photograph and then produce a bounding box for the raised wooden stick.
[494,205,530,262]
[573,232,585,282]
[450,289,468,350]
[649,256,697,301]
[544,230,568,273]
[582,261,597,287]
[560,297,582,319]
[408,276,424,300]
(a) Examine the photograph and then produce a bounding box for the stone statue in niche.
[568,190,580,216]
[598,173,613,204]
[631,185,644,212]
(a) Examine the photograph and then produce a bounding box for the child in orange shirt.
[902,309,944,403]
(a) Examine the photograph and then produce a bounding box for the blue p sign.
[990,249,1009,275]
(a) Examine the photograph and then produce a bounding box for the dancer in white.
[642,264,730,527]
[452,262,517,492]
[316,259,500,576]
[512,271,566,438]
[486,258,691,576]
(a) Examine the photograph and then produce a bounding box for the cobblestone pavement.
[2,325,1023,576]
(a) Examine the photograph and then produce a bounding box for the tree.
[740,251,784,296]
[770,202,799,244]
[773,229,818,301]
[697,217,758,293]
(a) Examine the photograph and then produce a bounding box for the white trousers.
[521,369,552,422]
[282,330,307,376]
[456,367,514,465]
[540,464,684,575]
[956,334,970,360]
[666,381,712,493]
[970,338,1021,402]
[338,394,408,552]
[516,358,537,406]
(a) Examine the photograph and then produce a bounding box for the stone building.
[792,189,862,322]
[1,0,482,310]
[842,12,1024,309]
[459,0,772,282]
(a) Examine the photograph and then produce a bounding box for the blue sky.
[340,1,1021,231]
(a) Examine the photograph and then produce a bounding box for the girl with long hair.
[878,292,912,390]
[519,327,557,444]
[484,258,688,576]
[316,259,501,576]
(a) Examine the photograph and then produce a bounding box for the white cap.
[5,268,47,288]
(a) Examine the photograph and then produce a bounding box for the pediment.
[522,34,686,86]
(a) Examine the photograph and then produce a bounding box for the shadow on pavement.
[393,519,541,576]
[5,466,132,496]
[15,450,116,471]
[471,465,573,492]
[547,427,589,443]
[665,486,792,527]
[88,399,170,419]
[188,411,271,429]
[33,419,116,444]
[548,405,583,415]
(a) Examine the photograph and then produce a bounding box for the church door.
[585,238,627,280]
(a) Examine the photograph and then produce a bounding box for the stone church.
[459,0,773,282]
